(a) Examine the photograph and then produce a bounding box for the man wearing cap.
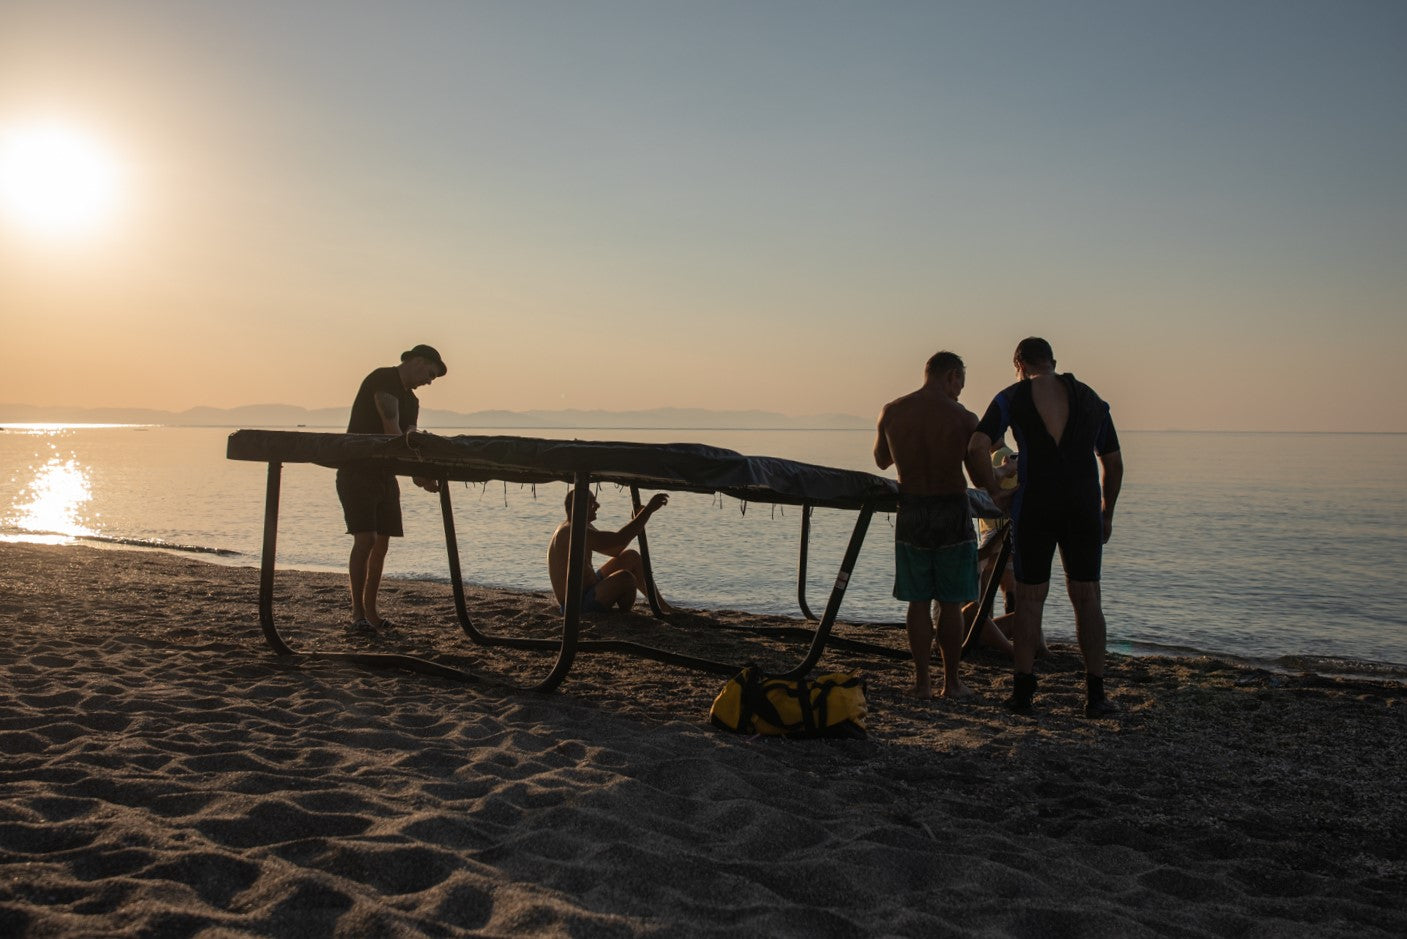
[337,344,448,628]
[967,337,1124,717]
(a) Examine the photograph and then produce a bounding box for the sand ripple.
[1,543,1404,937]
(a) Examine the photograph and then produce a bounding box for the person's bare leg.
[905,600,935,699]
[1001,567,1044,652]
[1067,579,1105,675]
[982,611,1014,656]
[362,534,391,625]
[935,600,973,699]
[1068,578,1117,716]
[601,550,674,614]
[962,603,1015,657]
[591,570,639,612]
[348,531,376,622]
[1007,580,1049,711]
[1012,580,1049,673]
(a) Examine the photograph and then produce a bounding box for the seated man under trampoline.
[547,489,675,616]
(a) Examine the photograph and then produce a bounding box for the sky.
[1,0,1404,431]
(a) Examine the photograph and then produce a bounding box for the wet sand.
[1,542,1403,936]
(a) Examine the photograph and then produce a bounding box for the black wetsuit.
[974,374,1119,584]
[336,367,420,536]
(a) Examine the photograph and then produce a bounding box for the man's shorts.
[894,541,979,603]
[559,574,608,614]
[1011,495,1102,584]
[892,493,978,604]
[336,468,404,537]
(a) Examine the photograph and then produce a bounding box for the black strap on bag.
[719,664,866,738]
[740,665,788,733]
[792,677,817,736]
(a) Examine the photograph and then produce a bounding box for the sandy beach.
[1,541,1403,937]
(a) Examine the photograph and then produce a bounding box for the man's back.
[546,520,576,608]
[978,373,1114,500]
[877,388,977,495]
[1028,373,1069,445]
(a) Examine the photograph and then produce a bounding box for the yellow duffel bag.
[709,664,867,739]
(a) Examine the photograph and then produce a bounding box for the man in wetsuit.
[337,344,447,628]
[968,337,1124,716]
[875,351,991,700]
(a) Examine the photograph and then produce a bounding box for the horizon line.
[3,421,1405,436]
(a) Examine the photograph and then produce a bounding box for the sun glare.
[6,456,95,542]
[0,118,125,239]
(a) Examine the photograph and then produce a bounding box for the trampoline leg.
[779,503,873,680]
[257,462,293,656]
[964,527,1012,654]
[536,474,590,692]
[440,480,486,642]
[797,502,817,621]
[630,485,665,617]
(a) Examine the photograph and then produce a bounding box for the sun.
[0,118,125,240]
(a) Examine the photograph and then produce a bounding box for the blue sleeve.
[974,393,1009,442]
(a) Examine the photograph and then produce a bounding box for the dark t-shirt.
[974,373,1119,505]
[347,366,419,434]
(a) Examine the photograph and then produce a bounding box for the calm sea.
[4,424,1405,675]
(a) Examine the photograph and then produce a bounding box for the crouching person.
[547,489,675,615]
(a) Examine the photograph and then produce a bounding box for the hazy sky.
[2,1,1404,430]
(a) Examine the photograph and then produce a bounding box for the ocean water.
[3,423,1406,674]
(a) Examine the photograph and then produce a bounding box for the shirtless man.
[967,337,1124,717]
[875,351,990,700]
[547,490,674,616]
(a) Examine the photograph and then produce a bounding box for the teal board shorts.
[892,493,979,604]
[894,541,979,603]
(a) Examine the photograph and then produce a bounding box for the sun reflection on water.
[5,456,95,543]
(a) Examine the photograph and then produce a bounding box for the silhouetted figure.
[875,350,990,700]
[337,344,447,628]
[547,490,674,616]
[968,337,1123,716]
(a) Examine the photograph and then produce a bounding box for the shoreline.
[11,533,1407,683]
[2,540,1404,936]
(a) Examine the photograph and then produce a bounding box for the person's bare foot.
[940,681,976,700]
[909,683,935,700]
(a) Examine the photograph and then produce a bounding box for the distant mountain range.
[0,403,873,431]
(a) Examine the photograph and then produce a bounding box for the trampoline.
[226,429,1009,692]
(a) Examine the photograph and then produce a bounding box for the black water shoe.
[1005,672,1037,713]
[1084,697,1120,719]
